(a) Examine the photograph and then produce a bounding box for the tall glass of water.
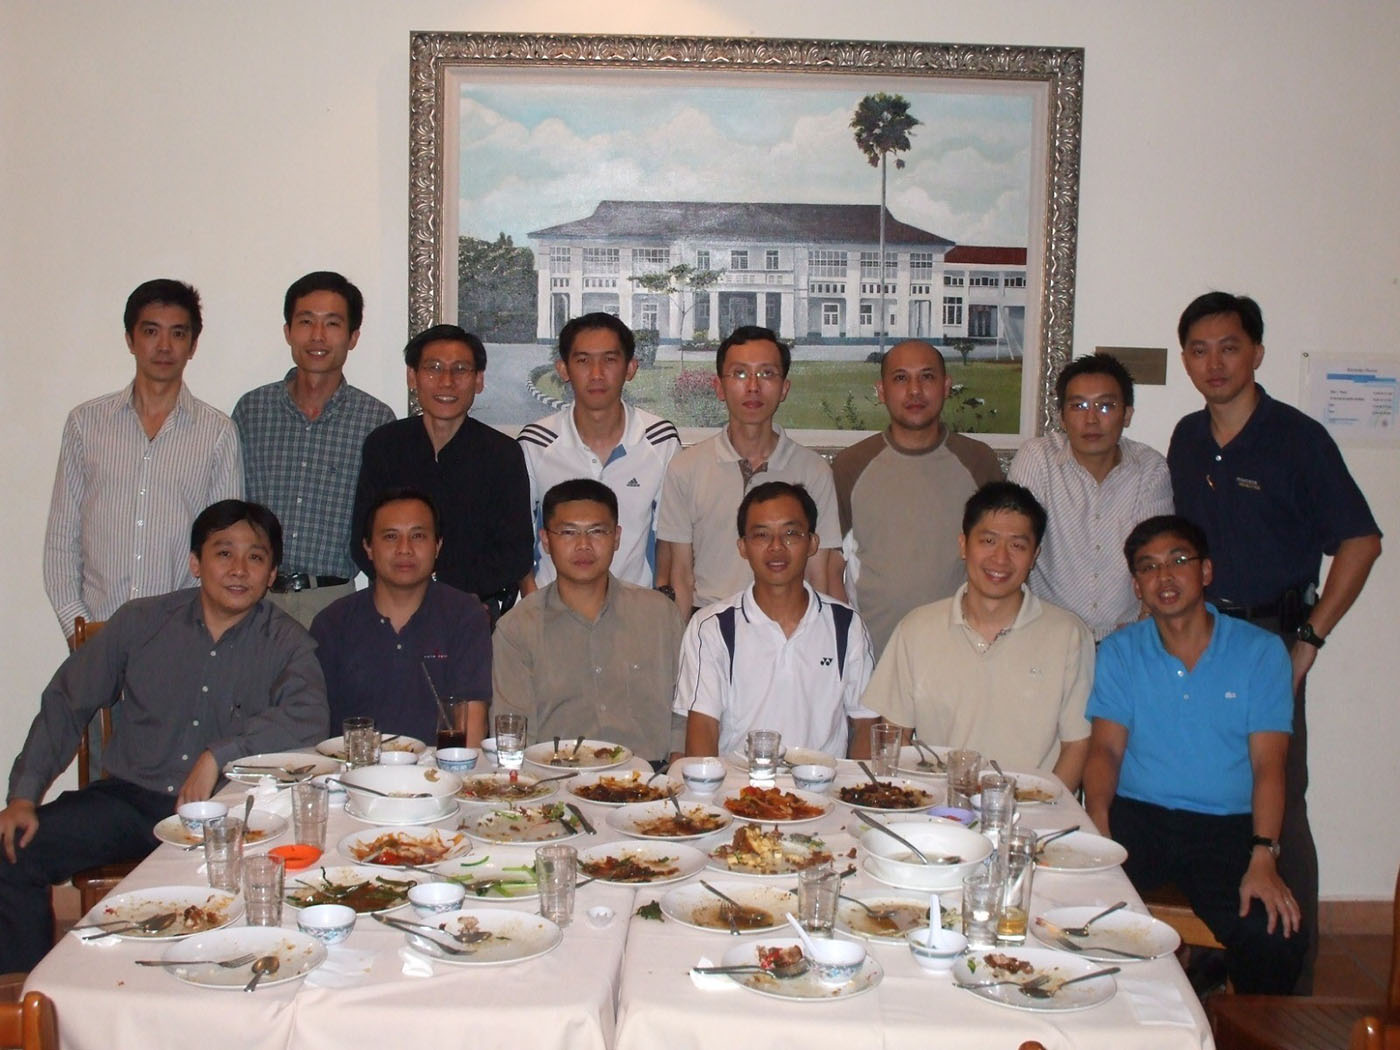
[746,730,782,785]
[495,713,527,771]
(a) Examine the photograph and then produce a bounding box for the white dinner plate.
[342,796,460,827]
[154,809,288,848]
[577,841,707,885]
[836,892,959,943]
[953,947,1116,1012]
[1034,831,1129,873]
[717,937,884,1001]
[660,881,796,934]
[336,825,473,868]
[706,826,837,878]
[436,847,541,901]
[78,886,242,941]
[223,751,340,785]
[830,776,939,813]
[284,864,428,914]
[607,800,732,841]
[523,739,631,771]
[723,747,835,772]
[566,769,683,807]
[971,770,1063,807]
[399,908,562,967]
[456,772,558,805]
[461,803,584,843]
[316,734,426,760]
[894,744,950,779]
[159,926,327,989]
[720,786,833,824]
[1032,906,1180,962]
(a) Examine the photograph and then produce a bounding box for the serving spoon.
[852,810,933,865]
[326,778,431,799]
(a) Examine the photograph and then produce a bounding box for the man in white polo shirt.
[657,326,843,615]
[675,481,876,759]
[518,313,679,591]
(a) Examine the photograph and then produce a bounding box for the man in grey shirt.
[0,500,328,972]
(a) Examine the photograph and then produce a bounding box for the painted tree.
[628,263,725,369]
[851,93,920,355]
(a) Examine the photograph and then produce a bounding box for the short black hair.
[404,324,486,371]
[558,312,634,362]
[1055,353,1136,411]
[361,486,441,545]
[961,481,1047,546]
[716,325,792,377]
[190,500,283,566]
[283,271,364,332]
[1177,292,1264,347]
[736,481,818,537]
[124,279,203,340]
[1123,514,1210,569]
[542,478,619,528]
[880,340,946,380]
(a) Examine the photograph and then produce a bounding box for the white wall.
[3,0,1396,898]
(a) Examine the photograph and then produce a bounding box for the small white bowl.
[378,750,419,766]
[790,763,836,793]
[808,937,867,986]
[409,881,466,919]
[297,903,356,945]
[177,800,227,834]
[435,747,478,774]
[679,756,726,795]
[906,924,968,972]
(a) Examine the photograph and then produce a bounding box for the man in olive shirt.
[1,500,328,972]
[493,479,685,765]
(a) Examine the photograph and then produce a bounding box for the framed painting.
[408,33,1083,448]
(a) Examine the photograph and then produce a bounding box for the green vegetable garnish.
[636,900,663,921]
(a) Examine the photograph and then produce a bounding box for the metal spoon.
[76,911,178,938]
[376,913,491,944]
[856,760,884,786]
[326,778,431,799]
[909,738,944,772]
[698,880,769,930]
[136,952,258,968]
[530,771,580,785]
[243,955,279,992]
[243,793,255,829]
[990,759,1005,778]
[570,735,586,758]
[553,735,562,763]
[839,894,906,922]
[1020,966,1119,998]
[852,810,932,865]
[1059,900,1127,937]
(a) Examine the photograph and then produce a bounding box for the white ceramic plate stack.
[337,765,462,826]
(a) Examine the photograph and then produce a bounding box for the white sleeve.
[672,608,727,723]
[841,611,879,719]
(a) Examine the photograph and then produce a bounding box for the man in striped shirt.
[43,279,243,644]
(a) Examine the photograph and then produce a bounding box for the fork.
[136,952,258,968]
[1036,918,1150,960]
[956,974,1052,992]
[1020,966,1120,998]
[75,911,178,938]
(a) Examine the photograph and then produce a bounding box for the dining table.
[25,746,1215,1050]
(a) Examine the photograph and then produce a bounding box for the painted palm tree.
[851,93,920,354]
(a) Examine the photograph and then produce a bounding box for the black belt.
[270,574,350,594]
[1215,585,1310,628]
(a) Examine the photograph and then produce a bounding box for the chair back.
[71,617,113,789]
[0,991,59,1050]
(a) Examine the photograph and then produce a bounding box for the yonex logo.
[820,657,833,666]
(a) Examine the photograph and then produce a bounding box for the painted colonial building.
[528,200,1026,349]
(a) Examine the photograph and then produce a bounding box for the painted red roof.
[944,245,1027,265]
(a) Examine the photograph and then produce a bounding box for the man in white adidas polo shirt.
[675,481,876,759]
[518,313,679,592]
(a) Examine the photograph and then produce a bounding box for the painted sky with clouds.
[456,70,1034,251]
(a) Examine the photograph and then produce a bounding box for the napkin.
[1119,977,1199,1026]
[689,955,739,991]
[304,947,376,988]
[399,946,435,978]
[68,926,127,948]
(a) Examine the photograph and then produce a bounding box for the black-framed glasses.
[1132,553,1203,577]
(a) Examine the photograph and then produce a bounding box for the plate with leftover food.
[336,826,473,868]
[576,841,707,885]
[78,886,241,940]
[953,947,1116,1012]
[607,800,732,841]
[707,825,835,877]
[284,864,427,914]
[523,739,631,771]
[660,881,796,934]
[721,785,832,824]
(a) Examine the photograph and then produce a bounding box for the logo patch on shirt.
[1225,691,1237,699]
[1235,476,1261,491]
[626,477,640,487]
[820,657,832,666]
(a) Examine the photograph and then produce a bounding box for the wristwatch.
[1295,622,1326,649]
[1250,835,1282,859]
[655,584,677,601]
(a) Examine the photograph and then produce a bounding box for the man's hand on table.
[177,751,220,807]
[0,799,39,862]
[1239,849,1300,936]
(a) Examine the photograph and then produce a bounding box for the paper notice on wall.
[1299,353,1400,447]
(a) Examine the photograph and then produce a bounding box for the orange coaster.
[268,844,322,870]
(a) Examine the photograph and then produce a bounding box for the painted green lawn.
[537,359,1022,433]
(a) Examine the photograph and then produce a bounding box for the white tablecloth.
[27,754,1213,1050]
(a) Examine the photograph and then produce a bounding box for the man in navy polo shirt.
[1084,515,1305,994]
[1167,291,1381,988]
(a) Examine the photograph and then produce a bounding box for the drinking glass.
[996,828,1037,945]
[947,748,982,808]
[436,699,469,750]
[745,729,782,785]
[343,715,379,768]
[870,723,902,778]
[797,861,840,936]
[961,866,1002,948]
[978,773,1018,848]
[291,780,329,850]
[203,815,244,893]
[536,844,577,927]
[495,713,527,771]
[243,854,285,927]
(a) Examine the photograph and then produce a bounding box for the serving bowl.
[337,764,462,824]
[859,819,992,890]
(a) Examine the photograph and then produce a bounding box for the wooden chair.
[66,618,138,916]
[0,990,58,1050]
[1144,881,1227,951]
[1208,865,1399,1050]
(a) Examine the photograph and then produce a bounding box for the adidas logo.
[626,478,640,487]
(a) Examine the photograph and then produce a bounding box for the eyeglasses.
[744,527,810,547]
[546,525,615,542]
[1132,553,1203,577]
[723,367,783,383]
[418,360,477,379]
[1064,398,1121,416]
